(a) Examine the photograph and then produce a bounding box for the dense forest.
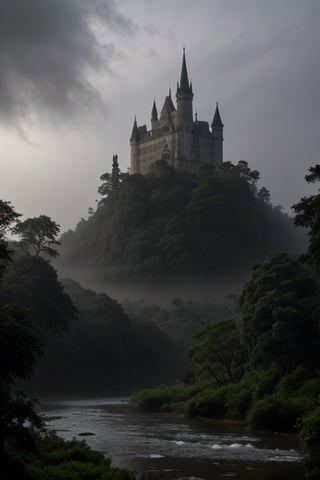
[0,161,319,478]
[133,164,320,479]
[56,159,306,294]
[0,202,138,478]
[0,254,180,396]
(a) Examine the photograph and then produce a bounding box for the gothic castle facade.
[130,49,224,174]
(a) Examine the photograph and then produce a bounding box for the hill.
[56,160,306,297]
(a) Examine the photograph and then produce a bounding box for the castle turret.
[130,117,140,173]
[151,100,158,130]
[130,116,139,142]
[211,103,224,165]
[160,88,176,129]
[176,48,193,128]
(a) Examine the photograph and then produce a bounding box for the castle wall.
[132,132,176,174]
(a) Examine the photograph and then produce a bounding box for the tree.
[239,252,320,375]
[0,200,20,277]
[0,255,77,337]
[0,203,43,476]
[98,154,124,203]
[293,164,320,271]
[0,305,43,476]
[0,200,21,238]
[13,215,60,258]
[257,186,271,204]
[189,319,246,386]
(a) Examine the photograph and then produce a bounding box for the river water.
[39,397,304,480]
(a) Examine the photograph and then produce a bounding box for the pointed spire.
[212,102,223,128]
[160,88,176,119]
[177,47,192,94]
[130,116,139,141]
[167,87,175,109]
[151,99,158,121]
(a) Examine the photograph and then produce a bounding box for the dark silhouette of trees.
[12,215,60,258]
[239,253,319,375]
[189,319,246,385]
[0,200,20,276]
[98,154,125,203]
[58,160,305,284]
[294,164,320,271]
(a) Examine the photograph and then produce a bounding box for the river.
[39,397,304,480]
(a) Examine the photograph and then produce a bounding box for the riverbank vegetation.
[133,254,320,476]
[133,165,320,479]
[0,201,135,479]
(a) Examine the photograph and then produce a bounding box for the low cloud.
[0,0,133,126]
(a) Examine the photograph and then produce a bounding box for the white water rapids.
[39,397,304,480]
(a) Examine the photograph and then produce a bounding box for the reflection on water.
[39,397,304,480]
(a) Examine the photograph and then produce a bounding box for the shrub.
[252,368,280,401]
[133,384,198,412]
[225,384,253,419]
[184,387,228,417]
[247,394,306,431]
[298,377,320,404]
[276,367,311,395]
[299,407,320,480]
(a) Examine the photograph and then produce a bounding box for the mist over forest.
[2,154,320,480]
[55,159,306,302]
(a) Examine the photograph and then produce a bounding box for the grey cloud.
[0,0,133,126]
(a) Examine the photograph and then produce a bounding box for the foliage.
[0,199,20,277]
[133,384,199,412]
[3,429,135,480]
[57,160,305,285]
[0,255,77,337]
[184,387,229,417]
[26,279,180,395]
[294,164,320,271]
[299,407,320,480]
[224,382,253,419]
[13,215,60,258]
[0,210,44,475]
[246,394,306,431]
[0,200,137,480]
[124,296,235,349]
[188,319,246,385]
[98,154,126,204]
[250,368,280,401]
[239,252,319,375]
[0,305,42,385]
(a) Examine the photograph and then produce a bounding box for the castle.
[130,49,224,174]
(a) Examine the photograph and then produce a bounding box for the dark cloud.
[0,0,133,125]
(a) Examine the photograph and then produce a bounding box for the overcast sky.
[0,0,319,232]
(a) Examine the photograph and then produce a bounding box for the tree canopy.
[57,160,305,285]
[0,200,20,277]
[239,252,319,375]
[293,164,320,271]
[13,215,60,258]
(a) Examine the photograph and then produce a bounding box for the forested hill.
[56,160,306,288]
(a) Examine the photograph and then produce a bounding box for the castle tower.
[211,103,224,166]
[176,48,193,128]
